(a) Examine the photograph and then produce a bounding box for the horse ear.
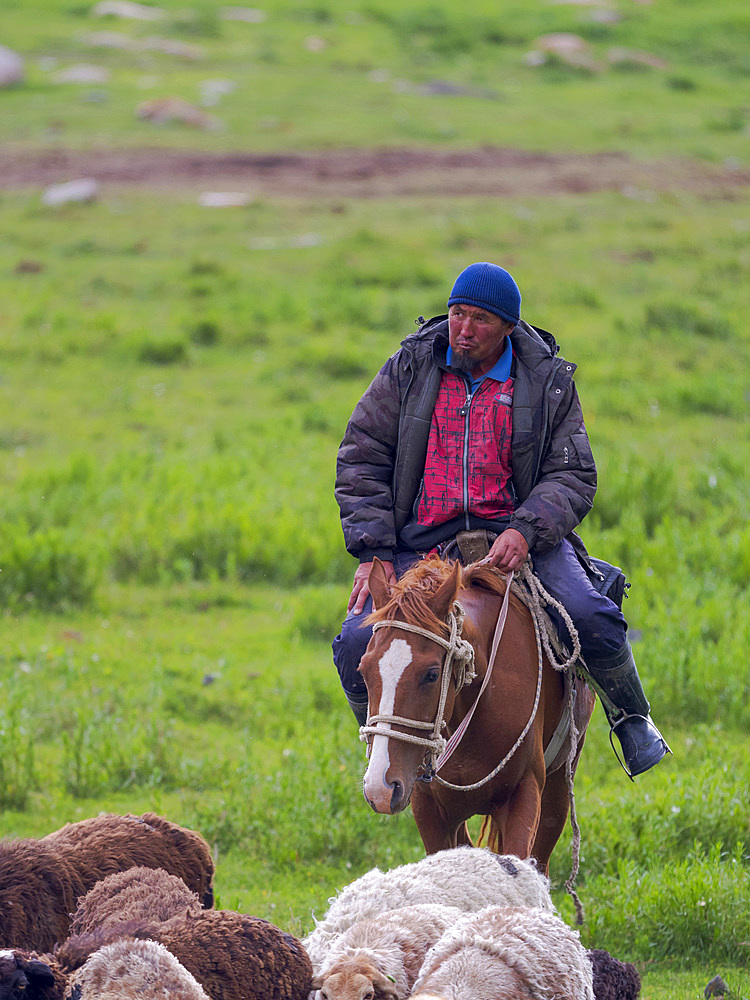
[432,558,462,619]
[368,557,392,611]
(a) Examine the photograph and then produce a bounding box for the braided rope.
[514,561,585,923]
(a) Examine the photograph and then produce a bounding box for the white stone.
[53,63,111,84]
[42,178,100,206]
[304,35,327,52]
[81,30,135,49]
[220,6,266,22]
[199,78,236,106]
[92,1,164,20]
[198,192,253,207]
[0,45,24,87]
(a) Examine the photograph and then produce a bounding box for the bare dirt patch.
[1,145,749,198]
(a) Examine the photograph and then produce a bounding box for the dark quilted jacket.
[335,314,597,563]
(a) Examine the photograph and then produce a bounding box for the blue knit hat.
[447,262,521,325]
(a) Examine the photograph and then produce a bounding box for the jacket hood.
[400,314,567,373]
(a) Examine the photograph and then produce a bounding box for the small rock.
[590,9,621,23]
[81,30,135,49]
[304,35,327,52]
[199,78,236,105]
[608,46,667,69]
[0,45,24,87]
[523,50,547,68]
[53,63,111,84]
[141,37,204,59]
[136,96,220,129]
[198,191,253,207]
[92,0,164,20]
[220,6,266,22]
[531,32,603,72]
[42,178,99,206]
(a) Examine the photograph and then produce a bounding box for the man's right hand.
[348,560,396,615]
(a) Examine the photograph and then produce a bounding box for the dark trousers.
[332,538,627,704]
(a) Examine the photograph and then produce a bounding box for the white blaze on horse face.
[363,637,413,802]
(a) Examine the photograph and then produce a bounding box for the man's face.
[448,304,513,378]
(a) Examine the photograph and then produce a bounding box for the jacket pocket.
[570,430,596,471]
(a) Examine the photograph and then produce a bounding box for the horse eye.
[422,667,439,685]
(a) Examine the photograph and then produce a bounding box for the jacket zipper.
[459,379,477,531]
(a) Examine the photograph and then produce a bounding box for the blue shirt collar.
[447,336,513,389]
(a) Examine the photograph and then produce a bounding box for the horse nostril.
[389,778,404,810]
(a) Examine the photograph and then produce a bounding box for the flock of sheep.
[0,811,641,1000]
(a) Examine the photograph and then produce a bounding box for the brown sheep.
[58,910,312,1000]
[155,909,312,1000]
[0,813,214,952]
[588,948,642,1000]
[67,867,201,936]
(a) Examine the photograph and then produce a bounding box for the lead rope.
[514,561,585,924]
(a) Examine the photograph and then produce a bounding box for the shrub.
[137,339,189,365]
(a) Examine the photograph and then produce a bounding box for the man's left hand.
[482,528,529,573]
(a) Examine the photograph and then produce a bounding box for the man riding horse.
[333,261,670,779]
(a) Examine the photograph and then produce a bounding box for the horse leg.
[485,773,544,861]
[411,787,468,853]
[530,767,572,873]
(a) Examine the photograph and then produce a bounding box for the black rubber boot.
[345,695,368,729]
[584,643,671,778]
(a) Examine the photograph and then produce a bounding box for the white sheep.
[303,848,552,969]
[410,905,595,1000]
[63,938,210,1000]
[310,903,463,1000]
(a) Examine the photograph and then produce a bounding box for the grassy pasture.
[1,187,749,998]
[1,0,750,160]
[2,0,750,997]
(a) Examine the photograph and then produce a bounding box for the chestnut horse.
[358,555,595,873]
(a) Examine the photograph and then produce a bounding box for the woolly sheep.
[0,813,214,952]
[410,905,594,1000]
[146,909,313,1000]
[310,904,463,1000]
[59,909,312,1000]
[588,948,642,1000]
[68,867,201,936]
[0,949,67,1000]
[63,939,210,1000]
[303,848,552,968]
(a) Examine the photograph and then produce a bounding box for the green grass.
[0,187,748,1000]
[1,0,750,161]
[1,3,750,997]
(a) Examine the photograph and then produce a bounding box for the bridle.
[359,576,516,784]
[359,600,475,778]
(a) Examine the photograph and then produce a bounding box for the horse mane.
[367,556,522,635]
[367,556,456,637]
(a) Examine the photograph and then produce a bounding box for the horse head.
[359,557,468,814]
